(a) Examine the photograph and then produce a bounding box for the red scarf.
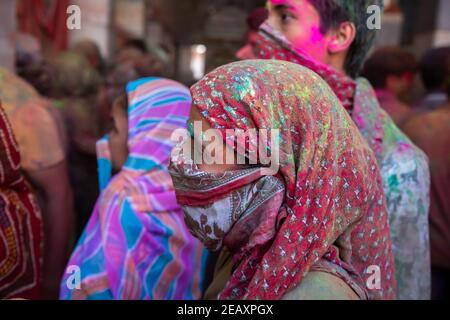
[172,60,396,300]
[255,23,357,111]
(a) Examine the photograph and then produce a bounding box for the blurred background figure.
[72,39,106,76]
[0,102,43,300]
[114,39,166,79]
[403,56,450,300]
[414,47,450,113]
[235,7,268,60]
[14,33,67,147]
[362,46,417,127]
[15,32,53,97]
[123,38,148,54]
[0,68,73,299]
[97,63,140,136]
[52,51,102,237]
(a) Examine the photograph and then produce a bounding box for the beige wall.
[68,0,112,59]
[114,0,145,38]
[0,0,16,72]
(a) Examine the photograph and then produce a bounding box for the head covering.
[253,22,431,300]
[53,51,101,97]
[72,39,103,70]
[60,78,206,300]
[0,104,42,299]
[170,60,396,300]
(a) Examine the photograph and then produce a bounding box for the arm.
[26,160,74,299]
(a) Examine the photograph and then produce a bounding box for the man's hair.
[124,38,148,53]
[308,0,383,78]
[362,46,417,89]
[445,56,450,97]
[419,47,450,91]
[247,7,269,32]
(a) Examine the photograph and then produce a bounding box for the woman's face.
[109,95,129,171]
[188,105,239,173]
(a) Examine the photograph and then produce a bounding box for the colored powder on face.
[310,25,325,44]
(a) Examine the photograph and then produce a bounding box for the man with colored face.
[250,0,431,300]
[265,0,366,76]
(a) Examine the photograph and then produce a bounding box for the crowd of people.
[0,0,449,300]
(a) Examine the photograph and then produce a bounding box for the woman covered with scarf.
[60,78,206,300]
[0,103,42,299]
[247,0,430,300]
[169,59,396,300]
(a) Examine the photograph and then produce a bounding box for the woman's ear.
[327,21,356,54]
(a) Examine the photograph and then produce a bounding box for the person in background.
[244,0,430,300]
[96,53,166,139]
[414,47,450,113]
[0,102,43,300]
[114,38,148,68]
[362,46,417,127]
[72,39,106,76]
[97,63,141,137]
[15,32,67,149]
[15,32,53,97]
[0,68,73,299]
[60,78,206,300]
[123,38,148,54]
[52,51,102,237]
[236,7,269,60]
[114,46,165,79]
[402,56,450,300]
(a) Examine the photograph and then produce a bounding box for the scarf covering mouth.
[170,60,396,300]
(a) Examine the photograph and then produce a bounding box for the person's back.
[403,104,450,299]
[0,67,65,172]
